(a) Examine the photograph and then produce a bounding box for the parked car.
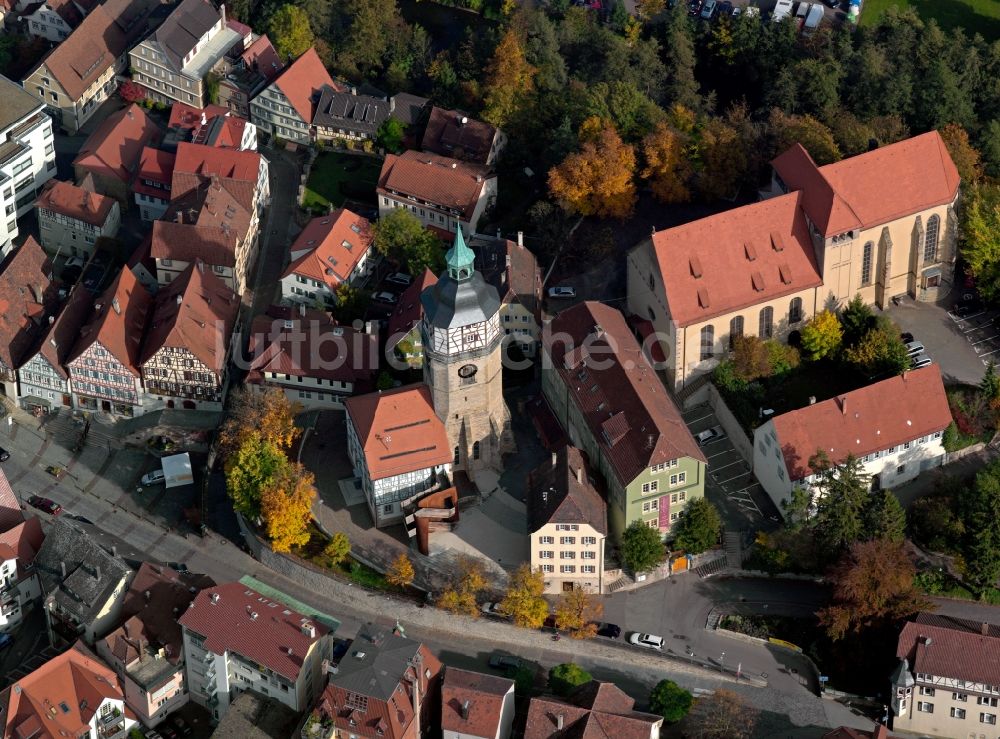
[730,4,741,16]
[27,495,62,515]
[911,353,933,369]
[170,716,192,736]
[0,446,9,462]
[700,0,716,17]
[158,725,178,739]
[900,332,914,344]
[141,469,166,486]
[628,632,665,650]
[373,291,398,304]
[488,654,521,671]
[718,0,732,14]
[386,272,413,286]
[904,341,925,357]
[595,622,622,639]
[481,602,507,618]
[695,426,726,446]
[547,286,577,299]
[952,302,982,318]
[168,562,189,573]
[772,0,793,21]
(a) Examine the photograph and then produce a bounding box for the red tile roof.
[133,147,175,200]
[150,219,239,267]
[269,47,339,124]
[378,150,493,221]
[34,286,94,380]
[173,141,261,188]
[897,615,1000,689]
[36,180,116,227]
[0,517,44,577]
[1,642,127,739]
[241,34,283,81]
[140,261,239,372]
[282,209,373,289]
[387,268,436,342]
[178,582,329,681]
[823,727,896,739]
[649,191,822,327]
[528,445,607,535]
[441,667,513,737]
[247,309,378,387]
[772,131,960,237]
[67,267,152,376]
[0,466,25,533]
[524,682,662,738]
[74,104,161,184]
[0,236,60,371]
[545,302,705,488]
[345,384,452,481]
[770,365,951,480]
[422,107,499,165]
[168,101,230,131]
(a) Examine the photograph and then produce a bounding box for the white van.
[804,2,825,31]
[773,0,794,21]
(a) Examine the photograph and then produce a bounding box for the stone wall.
[707,383,754,463]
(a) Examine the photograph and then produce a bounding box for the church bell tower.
[421,229,512,477]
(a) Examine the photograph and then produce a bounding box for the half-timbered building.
[66,268,152,417]
[140,261,239,411]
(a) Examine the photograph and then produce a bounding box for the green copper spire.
[446,227,475,281]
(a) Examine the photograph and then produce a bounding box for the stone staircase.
[606,575,632,593]
[694,556,728,579]
[724,530,743,568]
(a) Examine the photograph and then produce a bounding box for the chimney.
[48,315,54,325]
[517,231,523,247]
[210,592,220,604]
[95,565,101,581]
[144,590,151,601]
[461,700,470,720]
[556,714,564,730]
[175,211,183,223]
[839,396,847,415]
[301,622,316,638]
[808,396,816,405]
[111,546,117,557]
[451,162,457,169]
[983,622,990,636]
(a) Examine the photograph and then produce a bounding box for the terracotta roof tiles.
[74,104,162,184]
[0,236,60,371]
[36,180,116,227]
[528,445,607,535]
[378,150,493,221]
[269,47,340,124]
[441,667,513,737]
[422,107,499,166]
[282,209,373,288]
[897,614,1000,690]
[387,268,437,341]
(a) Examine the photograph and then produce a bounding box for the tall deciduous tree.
[339,0,402,76]
[554,588,602,639]
[641,122,692,204]
[620,519,666,573]
[843,324,911,377]
[376,118,405,153]
[324,532,351,565]
[260,462,316,552]
[694,116,749,201]
[962,184,1000,303]
[482,29,536,128]
[818,538,929,641]
[499,564,549,628]
[372,208,445,276]
[225,432,288,519]
[800,310,843,361]
[767,109,841,165]
[548,663,592,696]
[386,552,415,588]
[548,118,637,219]
[219,387,300,459]
[672,498,721,554]
[267,5,315,60]
[649,679,693,724]
[939,123,982,185]
[683,689,759,739]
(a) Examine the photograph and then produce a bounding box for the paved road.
[247,146,300,319]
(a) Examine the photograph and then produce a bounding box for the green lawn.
[861,0,1000,38]
[302,152,383,212]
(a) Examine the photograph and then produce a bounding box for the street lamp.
[720,651,726,673]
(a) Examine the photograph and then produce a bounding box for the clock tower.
[421,228,512,475]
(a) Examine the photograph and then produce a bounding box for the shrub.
[548,663,592,697]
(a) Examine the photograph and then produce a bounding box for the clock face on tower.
[458,363,478,379]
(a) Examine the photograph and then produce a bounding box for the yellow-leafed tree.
[219,387,300,458]
[499,564,549,628]
[548,117,637,219]
[482,28,536,128]
[641,122,692,204]
[260,462,316,553]
[554,587,602,639]
[386,552,416,589]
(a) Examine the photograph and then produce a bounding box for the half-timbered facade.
[140,261,239,411]
[66,269,151,417]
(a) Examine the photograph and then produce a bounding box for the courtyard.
[301,151,382,214]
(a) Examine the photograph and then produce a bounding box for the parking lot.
[888,298,991,386]
[681,405,780,530]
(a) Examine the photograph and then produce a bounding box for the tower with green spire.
[419,228,512,477]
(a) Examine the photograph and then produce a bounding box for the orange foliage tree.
[548,117,637,219]
[641,122,692,204]
[554,588,602,639]
[260,462,316,553]
[219,387,300,458]
[482,28,536,128]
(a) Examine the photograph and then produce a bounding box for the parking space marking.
[714,472,751,485]
[980,348,1000,359]
[963,318,996,333]
[707,448,736,459]
[971,334,999,346]
[953,309,988,323]
[711,460,745,474]
[684,413,712,425]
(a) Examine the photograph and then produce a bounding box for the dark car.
[168,562,189,573]
[27,495,62,515]
[159,725,178,739]
[900,332,914,344]
[596,622,622,639]
[718,0,732,13]
[488,654,521,672]
[0,446,9,462]
[170,717,192,736]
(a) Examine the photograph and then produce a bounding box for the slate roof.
[74,104,162,184]
[378,150,493,221]
[422,107,500,165]
[312,86,390,137]
[897,613,1000,689]
[524,681,662,738]
[773,131,961,238]
[441,667,513,738]
[36,179,116,226]
[281,209,373,289]
[0,236,61,371]
[472,236,541,316]
[34,518,133,628]
[528,445,607,535]
[0,74,44,132]
[178,582,329,681]
[545,302,705,488]
[389,92,429,127]
[147,0,220,72]
[344,384,451,481]
[769,365,951,480]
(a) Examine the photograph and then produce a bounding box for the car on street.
[27,495,62,515]
[700,0,716,17]
[141,469,166,486]
[373,291,398,304]
[911,353,933,369]
[628,632,664,650]
[595,622,622,639]
[386,272,413,286]
[695,426,726,445]
[904,341,925,357]
[481,602,507,618]
[158,725,178,739]
[0,446,9,462]
[547,286,577,299]
[168,562,189,573]
[488,654,521,671]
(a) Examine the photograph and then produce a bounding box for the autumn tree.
[682,689,759,739]
[818,538,929,641]
[767,109,841,165]
[372,208,445,276]
[437,588,479,616]
[800,310,843,360]
[386,552,415,588]
[548,663,592,697]
[499,564,549,629]
[225,432,288,519]
[438,556,488,617]
[554,588,602,639]
[324,532,351,565]
[649,679,693,724]
[634,0,664,23]
[672,498,721,554]
[267,5,315,60]
[219,387,300,459]
[694,116,749,201]
[548,118,637,219]
[482,29,536,128]
[641,122,692,204]
[843,324,910,377]
[118,81,146,104]
[939,122,982,185]
[730,334,772,382]
[620,519,666,574]
[962,184,1000,302]
[260,462,316,552]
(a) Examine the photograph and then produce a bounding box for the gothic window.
[789,297,803,324]
[861,241,873,285]
[729,316,743,349]
[473,441,481,460]
[700,325,714,360]
[759,307,773,339]
[924,215,940,263]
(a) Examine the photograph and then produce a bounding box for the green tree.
[372,208,445,276]
[800,310,843,361]
[548,663,592,697]
[225,432,288,520]
[324,532,351,565]
[659,4,699,111]
[376,371,394,390]
[672,498,721,554]
[730,334,772,382]
[620,519,666,573]
[376,118,405,153]
[767,109,841,165]
[649,679,693,724]
[267,5,315,60]
[332,283,370,325]
[695,115,752,201]
[980,119,1000,180]
[839,294,875,347]
[781,486,812,528]
[338,0,403,76]
[843,325,910,377]
[499,564,549,629]
[810,453,870,557]
[963,184,1000,303]
[982,362,1000,402]
[862,490,906,543]
[910,494,963,553]
[959,460,1000,594]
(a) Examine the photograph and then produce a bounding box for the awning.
[19,395,51,409]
